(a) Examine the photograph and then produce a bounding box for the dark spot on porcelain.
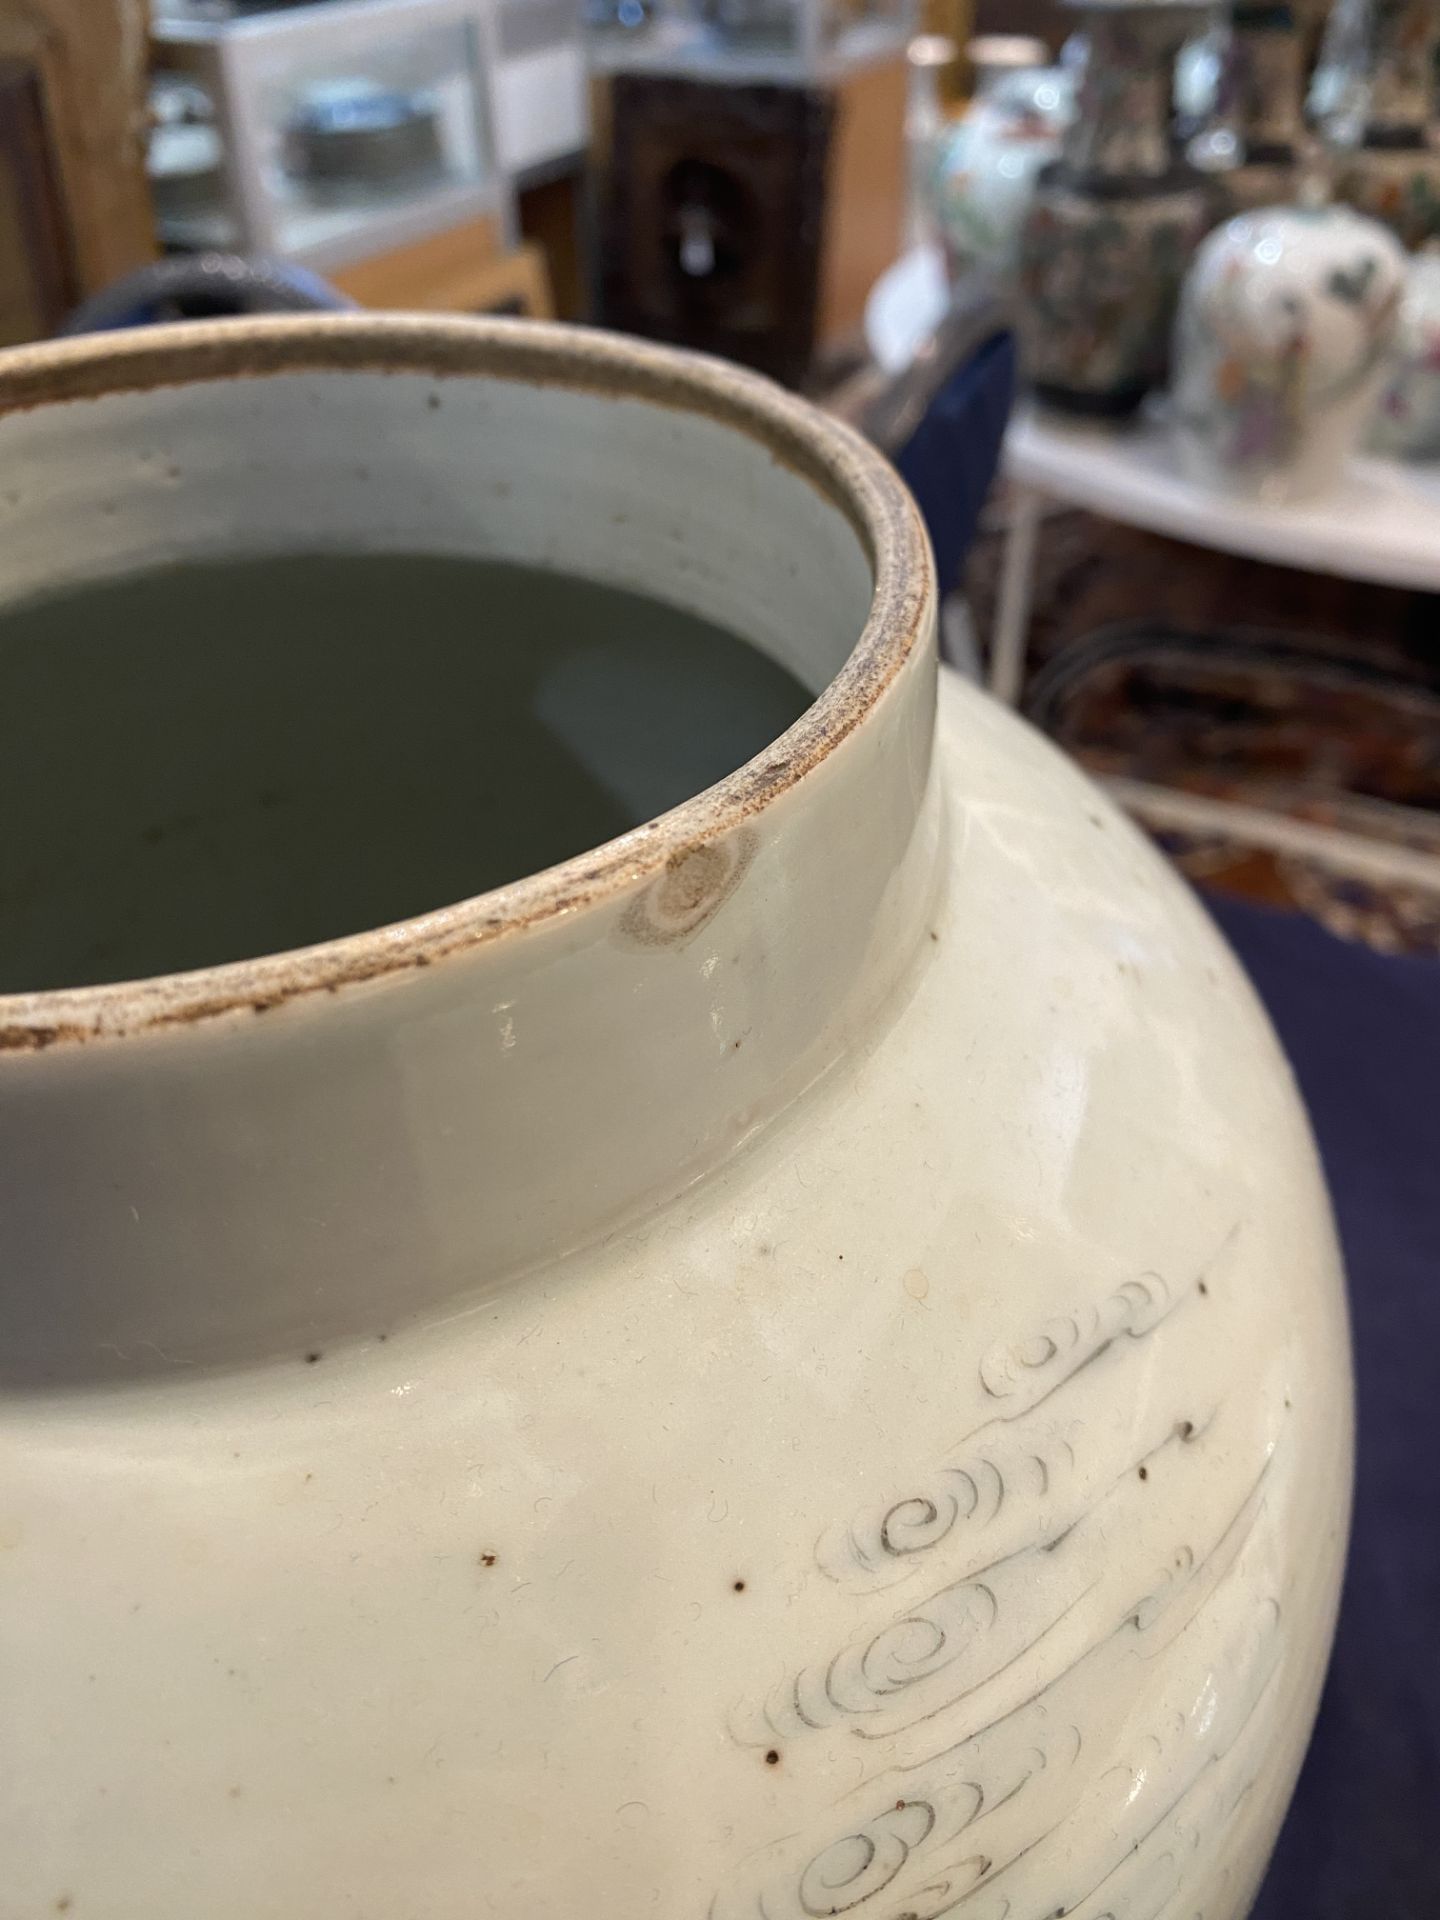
[618,830,758,950]
[732,1578,746,1592]
[1198,1280,1209,1297]
[480,1551,498,1568]
[304,1350,322,1365]
[764,1749,780,1766]
[1138,1465,1149,1481]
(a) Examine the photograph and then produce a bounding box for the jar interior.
[0,360,874,992]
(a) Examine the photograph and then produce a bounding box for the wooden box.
[596,55,906,386]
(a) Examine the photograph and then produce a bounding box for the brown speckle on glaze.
[618,831,758,950]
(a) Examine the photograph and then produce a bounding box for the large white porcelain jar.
[0,318,1350,1920]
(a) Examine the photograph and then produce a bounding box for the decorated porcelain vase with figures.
[1370,246,1440,459]
[0,315,1352,1919]
[1018,1,1215,416]
[1173,200,1405,499]
[1333,0,1440,251]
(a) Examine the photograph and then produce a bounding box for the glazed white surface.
[2,673,1350,1919]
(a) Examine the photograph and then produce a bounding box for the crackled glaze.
[0,317,1350,1920]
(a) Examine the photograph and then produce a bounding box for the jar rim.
[0,314,933,1050]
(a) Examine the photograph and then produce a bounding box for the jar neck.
[1233,4,1306,162]
[0,650,942,1385]
[1065,11,1192,181]
[0,317,941,1388]
[1365,0,1438,142]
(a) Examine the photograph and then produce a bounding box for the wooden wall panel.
[0,0,154,303]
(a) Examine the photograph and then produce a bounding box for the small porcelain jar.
[1172,200,1405,499]
[1370,247,1440,459]
[931,58,1073,281]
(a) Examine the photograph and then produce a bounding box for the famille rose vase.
[1017,0,1215,415]
[0,316,1351,1919]
[1173,199,1405,497]
[1332,0,1440,248]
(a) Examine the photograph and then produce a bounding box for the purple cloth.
[1205,896,1440,1920]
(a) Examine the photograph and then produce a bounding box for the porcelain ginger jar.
[1173,199,1405,499]
[0,316,1351,1920]
[931,59,1073,282]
